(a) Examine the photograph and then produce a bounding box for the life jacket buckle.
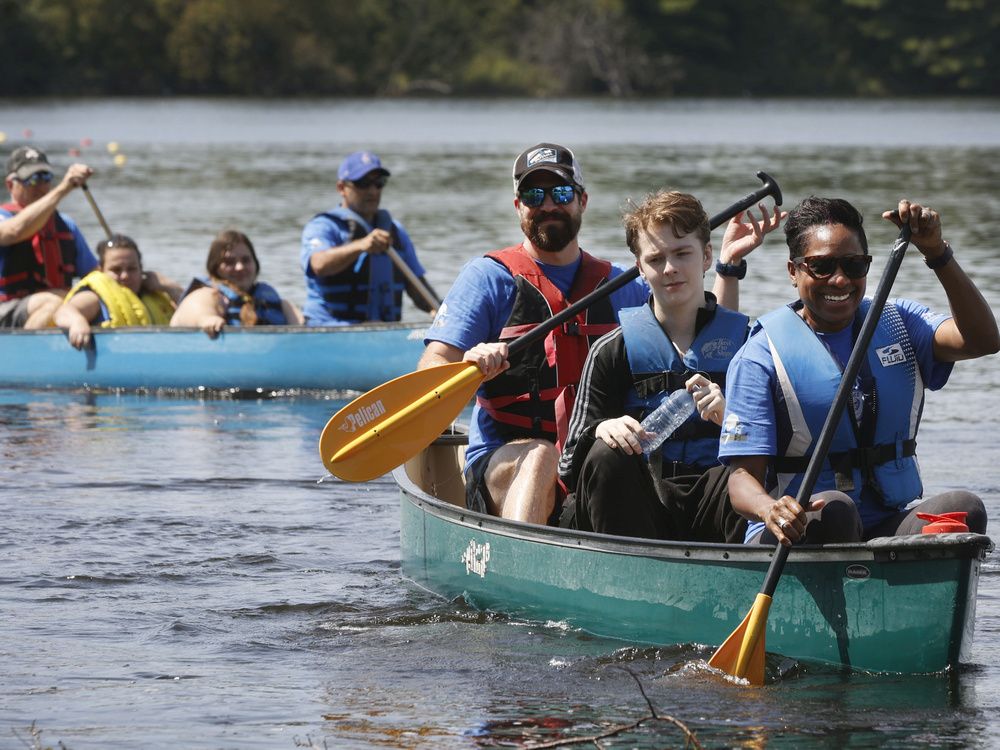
[829,452,856,492]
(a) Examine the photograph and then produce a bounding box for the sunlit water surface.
[1,98,999,748]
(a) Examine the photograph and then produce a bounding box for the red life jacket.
[0,203,78,301]
[478,246,618,449]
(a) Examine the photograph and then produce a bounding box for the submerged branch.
[523,667,703,749]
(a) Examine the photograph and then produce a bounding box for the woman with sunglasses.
[54,234,181,349]
[170,229,303,337]
[720,196,999,546]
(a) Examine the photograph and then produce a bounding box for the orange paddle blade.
[319,361,483,482]
[707,592,771,686]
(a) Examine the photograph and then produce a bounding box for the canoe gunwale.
[0,322,428,392]
[393,461,994,565]
[0,321,428,337]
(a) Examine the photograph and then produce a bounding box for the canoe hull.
[0,323,426,392]
[395,440,992,674]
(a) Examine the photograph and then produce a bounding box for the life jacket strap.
[774,439,917,488]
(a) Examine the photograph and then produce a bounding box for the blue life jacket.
[621,300,748,471]
[192,277,287,325]
[758,300,922,508]
[312,207,404,322]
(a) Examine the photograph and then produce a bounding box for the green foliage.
[3,0,997,96]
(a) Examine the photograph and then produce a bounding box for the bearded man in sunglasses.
[300,150,437,326]
[721,196,999,546]
[418,143,653,525]
[1,146,97,328]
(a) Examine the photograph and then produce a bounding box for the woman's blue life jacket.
[757,300,923,509]
[188,276,287,326]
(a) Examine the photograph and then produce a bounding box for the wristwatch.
[715,258,747,279]
[925,241,954,270]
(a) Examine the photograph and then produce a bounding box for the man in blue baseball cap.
[299,150,437,326]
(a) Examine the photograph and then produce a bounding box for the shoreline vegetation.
[2,0,996,98]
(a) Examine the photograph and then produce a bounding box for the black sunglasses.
[518,184,577,208]
[793,254,872,280]
[349,175,387,190]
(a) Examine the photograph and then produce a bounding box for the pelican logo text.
[338,400,386,433]
[461,540,490,578]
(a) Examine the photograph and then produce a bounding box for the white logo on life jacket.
[338,399,386,433]
[701,337,736,360]
[461,539,490,578]
[876,343,906,367]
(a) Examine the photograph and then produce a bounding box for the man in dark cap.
[1,146,97,328]
[418,142,649,525]
[300,150,437,326]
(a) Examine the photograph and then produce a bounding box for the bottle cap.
[916,511,969,534]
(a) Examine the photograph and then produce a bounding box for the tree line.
[3,0,997,97]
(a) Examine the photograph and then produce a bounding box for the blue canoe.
[0,323,427,393]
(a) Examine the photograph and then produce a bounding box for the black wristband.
[715,258,747,279]
[925,241,954,270]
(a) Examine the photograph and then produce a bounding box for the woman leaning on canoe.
[54,233,183,349]
[170,229,303,336]
[719,197,999,545]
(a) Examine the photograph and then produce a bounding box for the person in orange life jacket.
[171,229,304,337]
[720,197,999,547]
[558,190,784,541]
[0,146,97,328]
[300,150,437,325]
[54,234,184,349]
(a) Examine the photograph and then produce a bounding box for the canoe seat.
[403,429,468,506]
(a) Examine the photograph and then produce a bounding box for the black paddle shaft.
[506,171,783,357]
[760,224,913,598]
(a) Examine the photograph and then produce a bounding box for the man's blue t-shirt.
[425,252,649,471]
[0,209,96,294]
[300,211,424,326]
[718,297,953,537]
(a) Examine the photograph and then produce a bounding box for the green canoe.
[393,435,994,675]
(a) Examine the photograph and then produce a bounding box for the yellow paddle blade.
[707,592,771,686]
[319,361,483,482]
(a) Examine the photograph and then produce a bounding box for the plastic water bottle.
[639,389,696,455]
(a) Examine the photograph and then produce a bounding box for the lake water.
[2,97,1000,748]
